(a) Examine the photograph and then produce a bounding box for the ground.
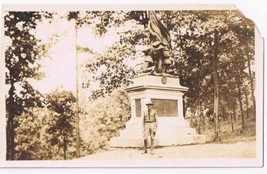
[78,141,256,160]
[78,117,257,161]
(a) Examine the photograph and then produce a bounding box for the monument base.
[110,135,205,148]
[110,74,206,148]
[110,117,205,147]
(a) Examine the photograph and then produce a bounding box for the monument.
[110,11,205,147]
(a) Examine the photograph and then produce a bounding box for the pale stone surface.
[129,74,185,89]
[110,74,206,147]
[110,117,205,147]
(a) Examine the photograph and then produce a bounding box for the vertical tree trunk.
[231,109,235,132]
[247,52,256,117]
[202,111,206,131]
[7,80,15,160]
[245,90,249,118]
[233,108,236,122]
[197,103,201,134]
[6,114,10,160]
[63,135,67,160]
[75,23,80,158]
[192,111,196,128]
[183,95,186,118]
[197,118,201,134]
[220,103,226,121]
[213,30,220,141]
[236,72,245,131]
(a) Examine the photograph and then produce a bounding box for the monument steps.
[110,134,205,147]
[110,117,205,147]
[119,129,196,137]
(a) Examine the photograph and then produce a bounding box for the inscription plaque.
[135,99,141,117]
[151,99,178,117]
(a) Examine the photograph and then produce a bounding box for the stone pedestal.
[110,74,205,147]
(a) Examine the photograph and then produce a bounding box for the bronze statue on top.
[142,11,177,76]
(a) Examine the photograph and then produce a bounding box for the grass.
[199,116,256,143]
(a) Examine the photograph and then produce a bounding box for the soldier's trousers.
[143,122,157,140]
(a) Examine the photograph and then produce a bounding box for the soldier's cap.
[146,99,153,105]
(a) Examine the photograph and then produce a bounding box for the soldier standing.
[143,99,158,154]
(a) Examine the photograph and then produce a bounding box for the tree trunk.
[212,30,220,142]
[197,118,201,134]
[233,108,236,122]
[220,103,226,121]
[197,103,201,134]
[245,90,249,118]
[63,135,67,160]
[231,108,235,132]
[247,51,256,117]
[6,114,10,160]
[236,72,245,131]
[75,23,80,158]
[7,80,15,160]
[202,112,206,131]
[183,95,186,118]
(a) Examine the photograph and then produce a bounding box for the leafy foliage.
[4,11,47,160]
[5,12,44,84]
[14,89,77,160]
[81,14,146,99]
[80,88,130,155]
[46,89,77,159]
[14,107,53,160]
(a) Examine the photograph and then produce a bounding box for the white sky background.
[29,12,142,94]
[30,14,76,93]
[28,13,123,94]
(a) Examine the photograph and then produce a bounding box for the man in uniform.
[143,99,158,154]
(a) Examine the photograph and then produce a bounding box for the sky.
[29,16,76,93]
[28,13,121,94]
[27,12,144,94]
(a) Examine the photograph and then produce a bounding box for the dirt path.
[78,141,256,160]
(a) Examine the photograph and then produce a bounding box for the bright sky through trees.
[27,13,122,93]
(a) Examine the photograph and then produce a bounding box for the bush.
[80,88,130,156]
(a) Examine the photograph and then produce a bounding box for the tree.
[212,30,220,141]
[5,11,46,160]
[81,11,157,100]
[14,88,77,160]
[14,107,54,160]
[66,11,82,158]
[229,12,255,117]
[46,89,76,160]
[167,10,254,140]
[79,88,130,155]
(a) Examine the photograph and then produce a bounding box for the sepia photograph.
[0,3,264,168]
